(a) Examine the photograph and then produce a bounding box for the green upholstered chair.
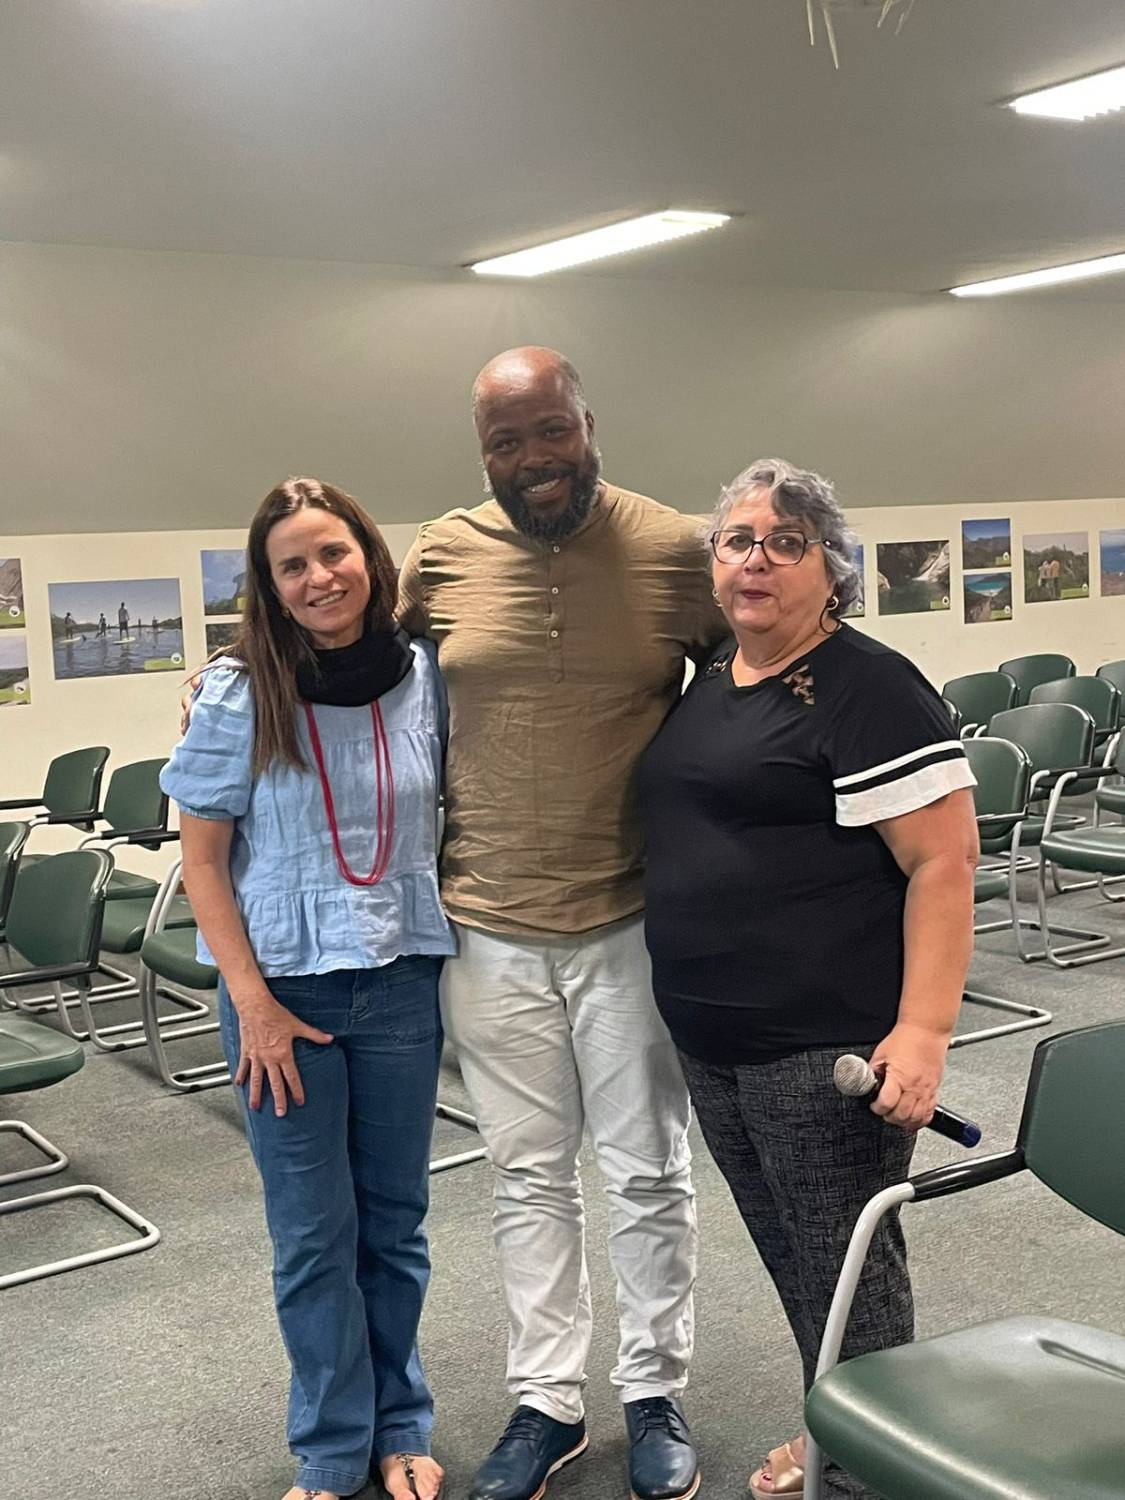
[0,849,160,1289]
[0,820,29,944]
[16,759,186,1011]
[997,652,1076,706]
[804,1021,1125,1500]
[1095,659,1125,699]
[1035,731,1125,967]
[136,863,485,1169]
[979,702,1108,963]
[1030,675,1121,751]
[941,671,1017,736]
[135,857,226,1093]
[953,737,1051,1048]
[0,745,110,844]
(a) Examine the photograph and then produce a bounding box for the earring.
[712,588,721,602]
[828,594,839,611]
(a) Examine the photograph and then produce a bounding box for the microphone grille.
[833,1053,876,1097]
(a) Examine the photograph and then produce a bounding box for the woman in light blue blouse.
[161,478,454,1500]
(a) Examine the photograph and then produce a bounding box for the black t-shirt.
[637,624,974,1065]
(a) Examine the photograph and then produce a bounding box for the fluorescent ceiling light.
[1008,63,1125,121]
[469,210,730,277]
[949,251,1125,298]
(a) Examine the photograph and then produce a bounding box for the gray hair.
[707,457,861,617]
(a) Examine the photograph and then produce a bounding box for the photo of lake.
[1100,530,1125,598]
[48,577,185,680]
[1023,532,1089,605]
[961,519,1011,571]
[964,570,1012,625]
[876,540,950,616]
[0,632,31,707]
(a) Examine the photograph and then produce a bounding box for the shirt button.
[550,629,559,638]
[550,586,559,595]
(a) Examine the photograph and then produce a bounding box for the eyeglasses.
[709,528,827,566]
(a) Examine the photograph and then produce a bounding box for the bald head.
[473,346,602,542]
[472,346,588,428]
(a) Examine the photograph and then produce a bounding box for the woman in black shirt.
[638,459,978,1500]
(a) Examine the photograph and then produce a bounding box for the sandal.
[381,1452,444,1500]
[748,1439,804,1498]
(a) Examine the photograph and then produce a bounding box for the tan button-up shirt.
[398,483,726,937]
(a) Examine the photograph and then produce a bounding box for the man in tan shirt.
[399,348,723,1500]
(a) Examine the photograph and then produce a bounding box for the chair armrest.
[28,809,103,826]
[0,960,93,990]
[909,1148,1025,1201]
[84,829,180,851]
[0,797,44,811]
[803,1146,1027,1497]
[976,811,1027,830]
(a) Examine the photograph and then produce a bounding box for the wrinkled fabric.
[160,641,455,973]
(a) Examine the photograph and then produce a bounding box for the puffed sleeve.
[825,652,975,827]
[159,664,254,821]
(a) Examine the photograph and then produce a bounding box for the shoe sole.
[525,1434,590,1500]
[629,1472,701,1500]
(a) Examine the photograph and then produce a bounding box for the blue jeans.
[218,956,443,1496]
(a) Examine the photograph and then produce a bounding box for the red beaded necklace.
[303,701,395,886]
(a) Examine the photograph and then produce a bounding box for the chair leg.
[137,961,228,1092]
[0,1119,69,1187]
[429,1100,488,1174]
[1036,857,1125,969]
[58,972,211,1052]
[972,835,1112,963]
[951,989,1052,1049]
[0,1181,160,1291]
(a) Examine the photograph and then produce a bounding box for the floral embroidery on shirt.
[782,664,816,706]
[705,654,731,677]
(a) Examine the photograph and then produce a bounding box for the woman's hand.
[867,1021,951,1131]
[180,672,203,733]
[233,994,334,1116]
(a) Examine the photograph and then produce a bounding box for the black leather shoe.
[469,1405,588,1500]
[624,1397,700,1500]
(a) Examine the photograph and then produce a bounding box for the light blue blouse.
[160,641,456,975]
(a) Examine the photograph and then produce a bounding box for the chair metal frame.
[1034,735,1125,969]
[137,860,489,1171]
[804,1022,1124,1497]
[952,740,1051,1047]
[973,706,1110,963]
[0,854,160,1290]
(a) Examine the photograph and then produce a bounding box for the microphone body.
[833,1053,982,1149]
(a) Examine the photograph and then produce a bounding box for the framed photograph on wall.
[205,621,241,654]
[0,632,31,707]
[0,558,26,628]
[1100,530,1125,598]
[48,578,185,679]
[876,540,950,616]
[1023,532,1089,605]
[963,570,1012,624]
[842,542,865,618]
[961,519,1011,571]
[201,549,247,616]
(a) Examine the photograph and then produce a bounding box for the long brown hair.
[221,477,399,775]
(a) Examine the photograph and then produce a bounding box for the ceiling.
[2,0,1124,294]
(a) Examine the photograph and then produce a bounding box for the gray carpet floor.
[3,875,1124,1500]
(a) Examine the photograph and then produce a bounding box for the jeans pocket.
[376,956,442,1047]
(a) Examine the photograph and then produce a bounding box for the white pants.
[440,915,696,1424]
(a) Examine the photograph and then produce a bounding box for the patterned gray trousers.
[678,1044,916,1500]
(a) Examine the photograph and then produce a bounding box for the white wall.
[4,239,1125,534]
[2,500,1121,880]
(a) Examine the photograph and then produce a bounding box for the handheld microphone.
[833,1054,982,1149]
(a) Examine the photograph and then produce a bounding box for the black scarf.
[296,624,413,707]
